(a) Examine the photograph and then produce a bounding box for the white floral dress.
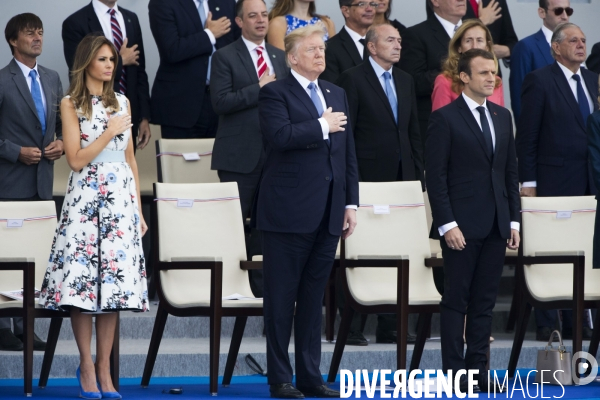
[39,93,149,312]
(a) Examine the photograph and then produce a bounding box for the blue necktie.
[197,0,213,83]
[383,72,398,124]
[29,69,46,136]
[308,82,328,146]
[572,74,591,124]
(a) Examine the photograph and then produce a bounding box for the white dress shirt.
[241,36,274,77]
[92,0,127,42]
[434,13,463,38]
[14,58,47,116]
[344,25,366,59]
[438,93,520,236]
[369,56,397,98]
[541,25,553,45]
[192,0,217,45]
[522,61,594,188]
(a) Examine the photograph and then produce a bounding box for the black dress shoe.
[0,328,24,351]
[345,330,368,346]
[562,327,593,340]
[375,330,417,344]
[297,384,340,398]
[536,326,558,342]
[270,383,305,399]
[15,333,46,351]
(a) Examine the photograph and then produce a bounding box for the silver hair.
[284,25,326,68]
[550,22,582,59]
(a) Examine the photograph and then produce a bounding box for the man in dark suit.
[0,13,63,351]
[319,0,375,84]
[587,42,600,74]
[517,23,599,341]
[210,0,288,297]
[255,25,359,399]
[62,0,152,152]
[337,23,423,346]
[510,0,571,122]
[427,49,520,392]
[400,0,466,144]
[148,0,240,139]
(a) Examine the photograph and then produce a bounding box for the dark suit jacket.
[516,62,600,197]
[586,111,600,269]
[62,3,151,127]
[426,95,520,240]
[254,74,359,236]
[588,42,600,74]
[0,59,63,199]
[400,14,450,142]
[320,27,363,84]
[509,29,554,122]
[148,0,240,128]
[337,60,423,184]
[210,38,289,174]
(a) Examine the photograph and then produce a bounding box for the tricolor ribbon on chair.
[359,203,425,208]
[521,208,595,219]
[0,215,56,228]
[154,197,240,203]
[156,152,213,157]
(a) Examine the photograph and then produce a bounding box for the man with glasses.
[400,0,467,144]
[319,0,375,84]
[510,0,573,122]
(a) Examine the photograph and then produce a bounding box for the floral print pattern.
[285,15,329,41]
[39,93,148,312]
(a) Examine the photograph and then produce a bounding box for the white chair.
[508,196,600,380]
[155,138,219,184]
[327,181,441,380]
[141,182,262,395]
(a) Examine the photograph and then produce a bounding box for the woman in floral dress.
[38,35,148,399]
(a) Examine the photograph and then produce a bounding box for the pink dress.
[431,74,505,112]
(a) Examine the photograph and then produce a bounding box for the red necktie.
[470,0,479,18]
[256,46,267,79]
[109,9,127,94]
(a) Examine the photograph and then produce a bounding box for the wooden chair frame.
[140,184,263,395]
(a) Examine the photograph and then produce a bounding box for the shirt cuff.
[522,181,537,188]
[204,28,216,45]
[510,222,520,232]
[318,118,329,140]
[438,221,458,236]
[345,205,358,210]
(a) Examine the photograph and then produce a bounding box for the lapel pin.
[272,54,276,58]
[326,89,330,93]
[494,112,497,115]
[215,7,220,11]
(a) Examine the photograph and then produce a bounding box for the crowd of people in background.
[1,0,600,398]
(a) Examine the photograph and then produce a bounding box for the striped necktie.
[109,9,127,94]
[256,46,267,79]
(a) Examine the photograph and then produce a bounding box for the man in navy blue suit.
[255,25,359,399]
[516,22,599,341]
[148,0,240,139]
[509,0,572,122]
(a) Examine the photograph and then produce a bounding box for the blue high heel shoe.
[98,384,122,399]
[76,367,102,399]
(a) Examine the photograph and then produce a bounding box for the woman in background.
[431,19,505,111]
[267,0,335,50]
[373,0,406,36]
[38,35,148,400]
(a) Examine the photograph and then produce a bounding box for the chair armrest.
[425,257,444,268]
[344,256,408,268]
[240,261,263,270]
[157,257,222,271]
[0,257,34,271]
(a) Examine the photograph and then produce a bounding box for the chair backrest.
[156,139,219,184]
[0,201,57,304]
[135,124,162,197]
[344,181,441,305]
[521,196,599,300]
[155,182,253,307]
[52,157,72,197]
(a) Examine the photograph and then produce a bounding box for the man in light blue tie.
[0,13,64,351]
[337,23,424,346]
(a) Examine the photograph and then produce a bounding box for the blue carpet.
[1,373,599,399]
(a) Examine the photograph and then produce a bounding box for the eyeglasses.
[347,2,378,9]
[547,7,574,16]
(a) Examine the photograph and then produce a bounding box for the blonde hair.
[66,35,119,120]
[284,25,326,67]
[441,20,501,95]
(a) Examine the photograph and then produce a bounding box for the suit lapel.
[121,9,135,43]
[457,95,491,161]
[236,38,259,83]
[266,44,287,78]
[287,75,320,120]
[85,3,103,33]
[9,60,39,124]
[551,62,585,130]
[489,103,504,163]
[364,62,396,124]
[427,16,451,50]
[319,79,335,149]
[534,30,553,65]
[180,0,203,31]
[583,70,600,112]
[339,27,363,67]
[393,69,408,128]
[38,67,54,143]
